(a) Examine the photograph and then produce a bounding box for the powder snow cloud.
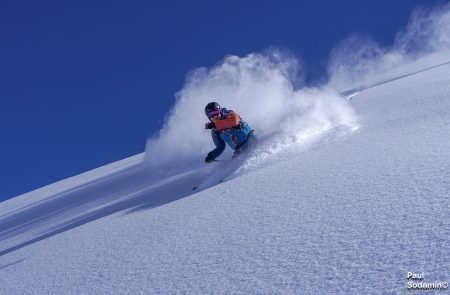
[145,50,358,168]
[327,3,450,91]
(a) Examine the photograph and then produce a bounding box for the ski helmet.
[204,102,221,116]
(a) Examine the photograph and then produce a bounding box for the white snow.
[1,49,449,293]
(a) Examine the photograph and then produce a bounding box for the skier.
[204,102,254,163]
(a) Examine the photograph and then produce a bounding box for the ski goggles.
[206,109,221,119]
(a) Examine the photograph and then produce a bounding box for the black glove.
[205,122,215,129]
[205,153,215,163]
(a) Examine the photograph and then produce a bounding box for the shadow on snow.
[0,163,208,257]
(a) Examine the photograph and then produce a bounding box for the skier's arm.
[213,111,240,130]
[208,130,226,160]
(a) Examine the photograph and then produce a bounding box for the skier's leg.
[233,130,255,158]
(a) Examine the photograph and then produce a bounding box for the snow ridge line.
[339,59,450,98]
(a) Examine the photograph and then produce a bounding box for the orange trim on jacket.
[213,111,240,130]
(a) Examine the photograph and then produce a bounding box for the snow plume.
[145,50,358,169]
[328,3,450,91]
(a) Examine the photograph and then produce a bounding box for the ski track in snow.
[1,52,450,293]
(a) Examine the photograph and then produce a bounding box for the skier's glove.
[205,122,215,129]
[205,153,215,163]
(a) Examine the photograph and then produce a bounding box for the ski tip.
[192,186,199,191]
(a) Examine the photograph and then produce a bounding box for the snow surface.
[1,51,450,293]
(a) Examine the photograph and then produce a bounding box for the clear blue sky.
[0,0,444,201]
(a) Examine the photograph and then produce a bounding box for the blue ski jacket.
[208,108,254,160]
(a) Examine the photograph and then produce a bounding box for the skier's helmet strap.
[205,102,221,116]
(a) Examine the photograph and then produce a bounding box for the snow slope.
[1,52,450,293]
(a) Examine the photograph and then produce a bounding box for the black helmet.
[204,102,221,115]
